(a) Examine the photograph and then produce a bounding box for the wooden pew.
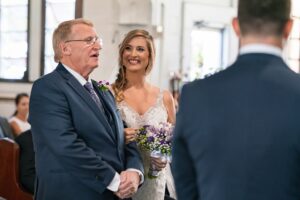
[0,138,33,200]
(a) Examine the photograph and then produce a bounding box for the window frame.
[288,15,300,71]
[40,0,83,76]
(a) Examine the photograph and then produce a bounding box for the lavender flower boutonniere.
[97,80,110,91]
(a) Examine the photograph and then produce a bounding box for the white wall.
[83,0,155,82]
[83,0,120,82]
[158,0,182,89]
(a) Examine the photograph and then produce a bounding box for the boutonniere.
[97,80,110,91]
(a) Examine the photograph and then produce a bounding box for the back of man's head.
[238,0,291,37]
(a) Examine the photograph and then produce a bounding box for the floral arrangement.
[136,122,174,156]
[136,122,174,178]
[97,80,110,91]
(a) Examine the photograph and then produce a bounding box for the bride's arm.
[150,90,176,171]
[163,90,176,124]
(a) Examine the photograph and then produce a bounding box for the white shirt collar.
[239,44,282,58]
[62,63,92,85]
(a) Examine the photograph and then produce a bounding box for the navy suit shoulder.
[173,53,300,200]
[180,54,300,116]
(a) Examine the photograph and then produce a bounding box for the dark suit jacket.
[172,53,300,200]
[15,130,35,194]
[0,116,14,139]
[29,63,143,200]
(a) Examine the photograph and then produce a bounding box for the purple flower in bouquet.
[136,122,174,156]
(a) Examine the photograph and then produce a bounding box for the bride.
[112,29,177,200]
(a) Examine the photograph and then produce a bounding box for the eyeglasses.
[65,36,102,46]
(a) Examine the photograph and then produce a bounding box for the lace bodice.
[118,92,168,128]
[117,91,176,200]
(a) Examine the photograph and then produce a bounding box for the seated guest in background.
[15,129,35,194]
[0,116,14,139]
[0,126,3,138]
[9,93,31,137]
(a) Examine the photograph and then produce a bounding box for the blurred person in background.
[9,93,30,137]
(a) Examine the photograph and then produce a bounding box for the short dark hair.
[238,0,291,36]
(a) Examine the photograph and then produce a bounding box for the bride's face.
[122,36,150,73]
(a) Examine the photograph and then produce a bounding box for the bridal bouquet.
[136,122,174,178]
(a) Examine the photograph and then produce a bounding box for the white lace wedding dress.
[117,91,176,200]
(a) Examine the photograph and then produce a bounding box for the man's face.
[64,24,102,78]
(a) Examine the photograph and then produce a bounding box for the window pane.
[0,0,28,80]
[190,28,224,80]
[290,18,300,39]
[287,0,300,73]
[1,33,27,58]
[0,59,27,79]
[43,0,76,75]
[292,0,300,16]
[1,0,27,6]
[288,40,300,60]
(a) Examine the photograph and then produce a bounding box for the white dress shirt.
[239,43,282,57]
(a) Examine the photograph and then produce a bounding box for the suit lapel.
[92,80,123,144]
[55,64,115,139]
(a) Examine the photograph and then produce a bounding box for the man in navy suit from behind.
[172,0,300,199]
[29,19,143,200]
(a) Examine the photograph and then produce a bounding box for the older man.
[29,18,143,200]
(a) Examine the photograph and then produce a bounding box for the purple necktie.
[84,82,104,113]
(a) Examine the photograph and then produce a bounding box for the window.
[181,4,236,82]
[42,0,80,75]
[0,0,29,81]
[189,23,225,80]
[287,0,300,72]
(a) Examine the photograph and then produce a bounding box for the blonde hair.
[52,18,94,62]
[112,29,155,102]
